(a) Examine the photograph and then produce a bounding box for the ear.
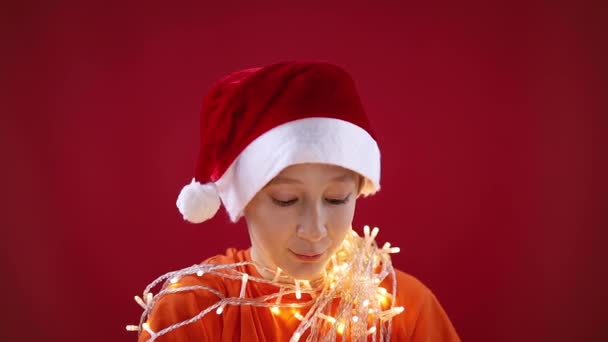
[356,174,365,197]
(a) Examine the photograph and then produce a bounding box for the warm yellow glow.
[377,294,389,306]
[131,225,405,342]
[142,322,153,335]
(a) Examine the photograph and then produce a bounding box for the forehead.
[268,163,357,186]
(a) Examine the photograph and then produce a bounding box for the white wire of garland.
[127,226,404,342]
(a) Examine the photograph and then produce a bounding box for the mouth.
[289,249,325,262]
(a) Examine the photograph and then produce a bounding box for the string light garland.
[127,225,404,341]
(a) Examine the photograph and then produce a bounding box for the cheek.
[326,202,357,236]
[248,203,298,241]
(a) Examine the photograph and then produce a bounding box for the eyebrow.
[269,173,354,186]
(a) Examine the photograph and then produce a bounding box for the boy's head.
[176,61,381,226]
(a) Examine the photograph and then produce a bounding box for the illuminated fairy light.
[216,304,225,315]
[129,225,404,342]
[134,295,146,309]
[336,322,345,334]
[239,274,249,298]
[273,267,282,282]
[295,279,301,299]
[142,322,154,335]
[290,332,301,342]
[317,313,336,324]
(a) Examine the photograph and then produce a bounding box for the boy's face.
[244,163,359,280]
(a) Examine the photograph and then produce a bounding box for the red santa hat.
[176,61,381,223]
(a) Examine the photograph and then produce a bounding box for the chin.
[282,261,328,280]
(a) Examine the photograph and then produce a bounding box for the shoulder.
[137,248,248,341]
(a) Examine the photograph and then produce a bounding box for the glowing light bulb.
[370,227,379,239]
[388,247,400,254]
[270,306,280,315]
[318,313,336,324]
[393,306,405,314]
[295,280,301,299]
[337,322,345,335]
[142,322,153,335]
[216,305,225,315]
[291,332,301,342]
[125,325,139,331]
[368,326,377,334]
[294,311,304,320]
[362,299,370,307]
[273,267,282,282]
[170,276,179,284]
[196,270,204,276]
[352,315,359,322]
[134,295,146,309]
[239,273,249,298]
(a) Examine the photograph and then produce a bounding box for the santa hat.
[176,61,381,223]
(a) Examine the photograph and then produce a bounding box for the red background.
[2,1,606,341]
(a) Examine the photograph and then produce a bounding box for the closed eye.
[325,194,351,205]
[272,198,298,207]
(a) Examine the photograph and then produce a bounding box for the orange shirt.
[138,248,460,341]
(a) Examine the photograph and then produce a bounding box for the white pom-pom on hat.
[176,178,221,223]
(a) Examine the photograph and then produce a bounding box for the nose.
[296,202,327,242]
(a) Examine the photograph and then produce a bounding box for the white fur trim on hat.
[215,117,381,222]
[176,179,221,223]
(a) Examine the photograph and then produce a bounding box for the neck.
[249,247,325,289]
